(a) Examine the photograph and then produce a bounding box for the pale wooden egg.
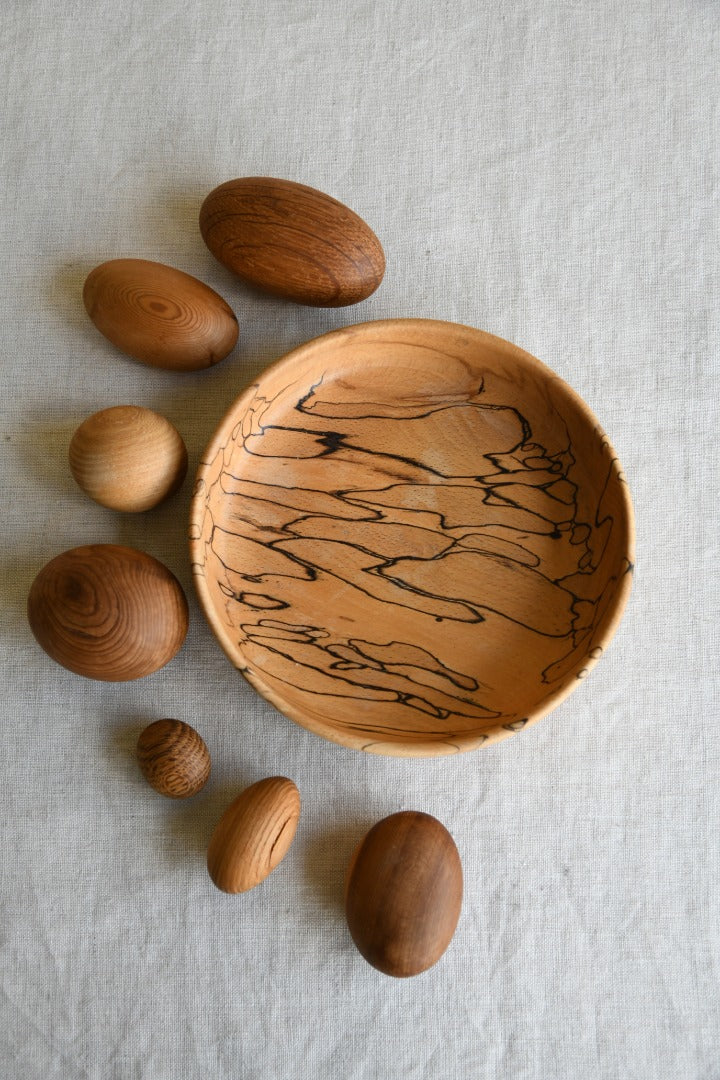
[69,405,187,512]
[136,719,210,798]
[83,258,238,371]
[27,544,188,681]
[344,811,463,977]
[207,777,301,893]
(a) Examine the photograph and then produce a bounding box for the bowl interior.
[190,320,633,755]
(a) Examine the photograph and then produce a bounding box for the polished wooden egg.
[27,544,188,680]
[136,719,210,798]
[207,777,301,894]
[69,405,187,512]
[345,811,463,977]
[83,258,238,370]
[199,177,385,307]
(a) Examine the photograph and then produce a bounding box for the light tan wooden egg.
[69,405,187,512]
[207,777,301,894]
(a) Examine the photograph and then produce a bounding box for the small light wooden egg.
[83,258,239,371]
[344,811,463,977]
[27,544,188,681]
[69,405,188,512]
[199,177,385,307]
[136,719,210,798]
[207,777,301,894]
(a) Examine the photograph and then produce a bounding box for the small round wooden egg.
[27,544,188,680]
[69,405,188,512]
[207,777,301,894]
[344,811,463,977]
[136,719,210,798]
[83,258,239,371]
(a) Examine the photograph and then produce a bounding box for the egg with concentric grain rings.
[82,258,238,371]
[27,544,188,681]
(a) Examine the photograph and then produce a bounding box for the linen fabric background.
[1,1,718,1077]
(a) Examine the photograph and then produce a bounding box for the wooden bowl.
[190,320,634,756]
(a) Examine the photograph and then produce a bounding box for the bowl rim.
[189,317,635,756]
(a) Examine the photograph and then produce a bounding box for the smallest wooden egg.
[345,811,463,977]
[207,777,300,894]
[69,405,187,512]
[136,719,210,798]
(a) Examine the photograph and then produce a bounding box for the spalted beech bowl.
[190,320,634,756]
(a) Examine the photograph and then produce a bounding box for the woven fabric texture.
[1,1,718,1077]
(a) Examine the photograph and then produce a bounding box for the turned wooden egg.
[27,544,188,680]
[207,777,301,894]
[190,319,634,756]
[199,177,385,307]
[344,811,463,977]
[83,258,238,370]
[69,405,187,512]
[136,719,210,798]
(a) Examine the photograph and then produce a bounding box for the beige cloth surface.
[1,1,718,1077]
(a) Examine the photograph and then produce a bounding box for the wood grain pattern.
[69,405,187,512]
[136,719,210,798]
[199,177,385,307]
[83,258,238,371]
[28,544,188,680]
[344,811,463,977]
[190,319,635,756]
[206,777,300,894]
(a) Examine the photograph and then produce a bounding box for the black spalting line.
[219,474,385,521]
[293,379,486,421]
[345,637,481,692]
[238,654,504,734]
[220,486,577,600]
[238,631,501,721]
[212,520,483,625]
[502,718,529,732]
[342,481,580,537]
[241,421,454,478]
